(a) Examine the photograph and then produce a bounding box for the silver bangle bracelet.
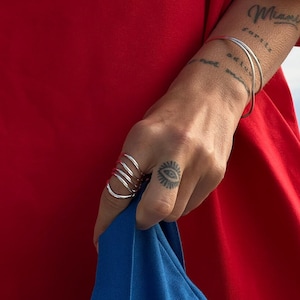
[206,35,264,118]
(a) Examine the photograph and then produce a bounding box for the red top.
[0,1,299,299]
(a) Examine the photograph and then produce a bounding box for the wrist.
[169,59,250,122]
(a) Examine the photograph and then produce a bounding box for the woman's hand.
[93,63,248,247]
[93,0,300,249]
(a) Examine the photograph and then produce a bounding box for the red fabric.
[0,1,299,299]
[179,70,300,299]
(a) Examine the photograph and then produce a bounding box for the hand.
[93,65,247,248]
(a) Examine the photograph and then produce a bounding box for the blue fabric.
[91,182,206,300]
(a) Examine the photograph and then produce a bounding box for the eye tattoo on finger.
[157,161,181,189]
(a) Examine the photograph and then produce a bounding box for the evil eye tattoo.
[157,161,181,189]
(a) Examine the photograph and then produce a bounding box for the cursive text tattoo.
[225,68,250,96]
[188,58,220,67]
[248,5,300,29]
[186,56,250,96]
[242,27,272,52]
[157,161,181,189]
[226,52,253,76]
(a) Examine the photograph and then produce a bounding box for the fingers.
[93,181,131,247]
[93,153,144,247]
[94,141,227,247]
[94,155,223,246]
[136,160,183,229]
[183,162,225,214]
[135,158,222,228]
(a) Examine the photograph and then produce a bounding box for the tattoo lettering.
[225,69,250,96]
[185,56,251,96]
[157,161,181,189]
[188,58,220,67]
[248,5,300,29]
[226,52,252,76]
[242,27,272,52]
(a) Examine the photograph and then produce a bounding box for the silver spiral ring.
[106,153,144,200]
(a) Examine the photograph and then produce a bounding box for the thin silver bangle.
[206,36,264,118]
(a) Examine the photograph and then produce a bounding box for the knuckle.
[130,120,200,157]
[192,140,215,165]
[172,128,195,149]
[199,148,226,180]
[130,120,148,135]
[215,164,226,181]
[164,211,182,222]
[130,120,158,140]
[146,198,174,219]
[164,127,196,156]
[173,128,194,145]
[195,148,226,185]
[200,146,215,163]
[209,160,226,185]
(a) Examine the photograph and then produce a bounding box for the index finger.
[93,153,144,247]
[136,160,182,230]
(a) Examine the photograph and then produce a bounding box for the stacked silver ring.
[106,153,144,199]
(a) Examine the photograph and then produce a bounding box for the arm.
[94,0,300,242]
[170,0,300,123]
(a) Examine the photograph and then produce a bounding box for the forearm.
[95,1,300,237]
[210,0,300,86]
[170,0,300,119]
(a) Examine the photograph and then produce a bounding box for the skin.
[93,0,300,247]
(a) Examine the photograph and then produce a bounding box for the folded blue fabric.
[91,182,206,300]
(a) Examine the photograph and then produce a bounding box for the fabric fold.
[91,182,206,300]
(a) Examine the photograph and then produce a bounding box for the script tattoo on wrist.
[242,27,272,52]
[248,5,300,30]
[225,69,250,96]
[226,52,252,76]
[157,161,181,189]
[187,56,251,96]
[188,58,220,67]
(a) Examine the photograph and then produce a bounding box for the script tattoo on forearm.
[248,5,300,30]
[187,57,251,96]
[226,52,252,76]
[188,58,220,67]
[242,27,272,52]
[157,161,181,189]
[225,69,250,96]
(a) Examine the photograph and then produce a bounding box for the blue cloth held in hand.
[91,182,206,300]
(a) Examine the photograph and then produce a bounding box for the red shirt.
[0,1,299,299]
